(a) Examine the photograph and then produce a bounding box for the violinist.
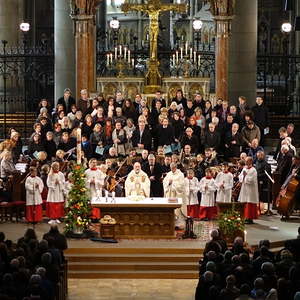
[0,150,18,180]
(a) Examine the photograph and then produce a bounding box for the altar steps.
[65,248,202,279]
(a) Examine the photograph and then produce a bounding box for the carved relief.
[209,0,235,16]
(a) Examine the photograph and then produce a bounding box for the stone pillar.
[229,0,257,106]
[209,0,235,102]
[54,0,76,104]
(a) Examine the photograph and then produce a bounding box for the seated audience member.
[203,123,221,152]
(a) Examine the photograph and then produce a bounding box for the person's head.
[287,123,294,135]
[221,162,229,173]
[245,156,253,167]
[205,100,212,109]
[34,123,41,132]
[176,89,183,99]
[93,123,102,133]
[37,151,47,162]
[109,147,117,156]
[46,131,53,141]
[184,144,191,155]
[185,127,193,137]
[210,229,219,240]
[115,121,122,130]
[155,90,162,99]
[138,117,146,129]
[56,150,65,159]
[54,123,62,133]
[194,93,203,102]
[232,123,239,132]
[186,168,194,179]
[170,162,177,173]
[148,154,155,165]
[29,166,37,177]
[155,100,162,110]
[279,127,288,139]
[238,96,247,105]
[80,89,88,100]
[203,271,214,282]
[187,99,193,108]
[64,88,71,98]
[142,149,149,160]
[240,283,251,296]
[256,150,265,161]
[135,93,142,103]
[71,104,77,113]
[261,262,275,275]
[89,158,97,169]
[222,100,229,109]
[246,120,254,129]
[256,96,264,106]
[208,123,215,133]
[281,144,289,154]
[51,162,60,173]
[116,107,122,117]
[33,133,41,143]
[205,168,213,178]
[205,148,212,158]
[229,105,237,114]
[10,131,20,142]
[133,162,141,173]
[164,156,171,166]
[162,118,168,127]
[251,138,259,149]
[61,131,69,142]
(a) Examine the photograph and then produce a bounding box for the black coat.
[43,140,57,160]
[151,98,166,110]
[156,125,175,146]
[203,130,220,151]
[142,162,164,197]
[171,119,185,140]
[57,96,76,113]
[252,104,269,129]
[132,127,152,151]
[28,142,45,158]
[276,152,293,184]
[180,134,199,153]
[224,131,242,158]
[57,137,76,153]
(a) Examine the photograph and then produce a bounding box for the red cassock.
[26,205,43,222]
[46,202,65,219]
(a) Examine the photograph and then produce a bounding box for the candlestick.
[172,54,175,66]
[198,54,201,66]
[114,47,117,59]
[128,50,131,63]
[76,128,82,165]
[110,53,113,64]
[180,47,183,59]
[176,51,179,63]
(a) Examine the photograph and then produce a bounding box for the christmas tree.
[65,164,91,233]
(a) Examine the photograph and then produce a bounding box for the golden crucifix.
[121,0,187,92]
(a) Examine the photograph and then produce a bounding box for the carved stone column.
[71,1,100,98]
[209,1,235,102]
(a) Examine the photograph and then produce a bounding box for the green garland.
[64,164,91,233]
[218,209,245,236]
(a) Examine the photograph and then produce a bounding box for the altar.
[91,197,182,239]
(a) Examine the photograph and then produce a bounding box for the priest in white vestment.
[125,162,150,197]
[184,169,200,218]
[215,163,234,203]
[85,158,106,219]
[238,157,259,223]
[163,163,186,227]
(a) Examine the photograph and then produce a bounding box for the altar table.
[91,197,182,239]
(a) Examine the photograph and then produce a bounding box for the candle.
[124,47,127,60]
[114,47,117,59]
[106,54,109,66]
[119,45,122,57]
[132,58,134,68]
[190,48,192,60]
[110,53,113,64]
[172,54,175,66]
[128,50,131,63]
[185,42,188,56]
[76,128,81,165]
[198,54,201,66]
[244,230,247,243]
[193,51,196,63]
[176,50,179,63]
[180,47,183,59]
[112,191,115,198]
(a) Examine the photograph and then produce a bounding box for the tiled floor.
[68,279,198,300]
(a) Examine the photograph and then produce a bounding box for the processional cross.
[121,0,187,92]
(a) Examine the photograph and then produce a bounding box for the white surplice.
[238,166,259,204]
[199,177,217,207]
[184,177,199,205]
[85,168,106,198]
[46,172,65,203]
[125,169,150,197]
[25,176,44,206]
[215,171,234,203]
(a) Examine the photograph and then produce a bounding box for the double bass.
[276,176,299,219]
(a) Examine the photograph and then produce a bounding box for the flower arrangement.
[64,164,91,234]
[218,209,245,237]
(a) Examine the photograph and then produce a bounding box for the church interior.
[1,0,300,299]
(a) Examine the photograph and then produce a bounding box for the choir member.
[215,163,233,203]
[112,121,127,157]
[85,158,106,219]
[132,117,152,151]
[125,162,150,197]
[46,162,66,224]
[57,88,76,113]
[238,157,259,224]
[185,169,200,218]
[25,167,44,223]
[199,168,217,220]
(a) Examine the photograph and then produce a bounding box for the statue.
[74,0,101,15]
[209,0,235,16]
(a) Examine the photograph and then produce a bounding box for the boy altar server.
[199,168,217,220]
[184,169,200,218]
[215,163,234,203]
[25,167,44,223]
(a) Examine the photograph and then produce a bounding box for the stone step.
[68,270,199,279]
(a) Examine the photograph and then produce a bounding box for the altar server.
[238,156,259,223]
[25,167,44,223]
[46,162,65,224]
[125,162,150,197]
[85,158,106,219]
[199,168,217,220]
[184,169,200,218]
[215,163,234,203]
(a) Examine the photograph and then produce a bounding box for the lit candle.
[172,54,175,66]
[112,191,115,199]
[110,53,113,64]
[128,50,131,63]
[180,47,183,59]
[185,42,188,56]
[193,51,196,63]
[124,47,127,60]
[190,48,192,60]
[119,45,122,57]
[132,58,134,68]
[244,230,247,243]
[76,128,81,165]
[106,54,109,66]
[176,50,179,63]
[198,54,201,66]
[114,47,117,59]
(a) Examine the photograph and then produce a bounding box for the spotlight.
[109,18,120,30]
[281,22,292,33]
[19,22,30,32]
[193,19,203,31]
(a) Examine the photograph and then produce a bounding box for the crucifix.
[121,0,187,93]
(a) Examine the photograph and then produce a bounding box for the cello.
[277,176,299,219]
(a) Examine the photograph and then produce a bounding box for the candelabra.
[106,45,135,78]
[171,42,201,78]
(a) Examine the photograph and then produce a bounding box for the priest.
[125,162,150,197]
[238,156,259,224]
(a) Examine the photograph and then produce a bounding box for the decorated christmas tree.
[65,164,91,234]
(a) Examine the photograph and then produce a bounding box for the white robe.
[215,172,233,203]
[184,177,199,205]
[125,169,150,197]
[163,169,186,217]
[25,176,44,206]
[85,169,106,198]
[238,166,259,204]
[199,177,217,207]
[46,172,65,203]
